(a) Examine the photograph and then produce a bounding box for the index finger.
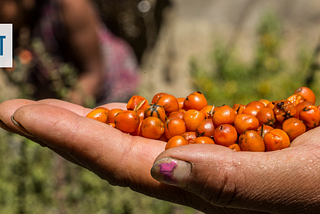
[10,103,213,212]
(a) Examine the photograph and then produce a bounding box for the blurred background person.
[0,0,142,107]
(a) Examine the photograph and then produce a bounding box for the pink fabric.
[13,0,140,104]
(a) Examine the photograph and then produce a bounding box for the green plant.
[190,11,319,106]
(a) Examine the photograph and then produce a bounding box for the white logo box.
[0,24,13,68]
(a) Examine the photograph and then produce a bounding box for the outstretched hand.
[0,99,320,214]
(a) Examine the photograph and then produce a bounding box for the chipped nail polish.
[151,157,191,187]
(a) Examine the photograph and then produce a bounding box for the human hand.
[0,99,319,214]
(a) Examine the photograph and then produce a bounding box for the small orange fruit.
[299,105,320,128]
[263,129,290,151]
[238,130,265,152]
[141,117,165,139]
[165,135,189,150]
[212,105,236,127]
[282,118,306,141]
[183,109,205,132]
[126,95,148,111]
[256,107,275,126]
[156,94,179,115]
[164,118,187,140]
[213,124,238,147]
[184,91,208,111]
[144,103,167,123]
[181,132,197,144]
[86,108,109,123]
[193,136,215,144]
[228,144,241,151]
[196,119,215,138]
[114,110,140,133]
[294,86,316,105]
[233,114,260,135]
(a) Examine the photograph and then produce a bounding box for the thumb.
[151,143,320,213]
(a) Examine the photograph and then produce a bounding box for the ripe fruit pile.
[86,87,319,152]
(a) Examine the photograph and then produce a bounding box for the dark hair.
[26,0,46,30]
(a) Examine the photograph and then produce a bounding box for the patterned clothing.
[9,0,140,105]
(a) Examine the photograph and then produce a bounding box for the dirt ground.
[2,0,320,102]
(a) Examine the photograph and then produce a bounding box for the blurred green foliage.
[0,131,197,214]
[190,11,320,107]
[1,9,320,214]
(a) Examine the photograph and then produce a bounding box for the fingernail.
[151,157,192,187]
[11,115,34,138]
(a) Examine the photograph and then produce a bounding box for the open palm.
[0,99,319,214]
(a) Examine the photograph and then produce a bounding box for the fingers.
[0,98,126,135]
[6,103,217,213]
[0,99,38,132]
[38,99,127,116]
[0,100,236,213]
[151,140,320,213]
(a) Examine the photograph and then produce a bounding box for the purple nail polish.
[151,157,191,187]
[158,161,178,184]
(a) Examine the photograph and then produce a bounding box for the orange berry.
[242,106,260,117]
[164,118,187,140]
[259,99,270,106]
[201,105,215,119]
[232,103,246,115]
[114,110,140,133]
[144,103,167,123]
[213,124,238,147]
[183,109,205,132]
[238,130,265,152]
[131,109,145,136]
[299,105,320,128]
[165,135,189,150]
[287,94,305,106]
[131,118,143,136]
[212,105,236,127]
[126,95,148,111]
[108,108,123,124]
[263,129,290,151]
[184,91,208,111]
[136,109,145,120]
[233,114,260,135]
[256,124,274,138]
[294,86,316,105]
[141,117,165,139]
[176,97,185,110]
[294,101,313,119]
[181,132,197,144]
[167,111,185,120]
[196,119,215,138]
[156,94,179,115]
[282,118,306,141]
[228,144,241,151]
[266,101,275,110]
[273,100,296,123]
[152,92,167,103]
[256,107,275,126]
[194,136,215,144]
[246,100,266,109]
[94,106,110,113]
[86,108,108,123]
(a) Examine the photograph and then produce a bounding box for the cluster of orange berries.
[86,86,319,152]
